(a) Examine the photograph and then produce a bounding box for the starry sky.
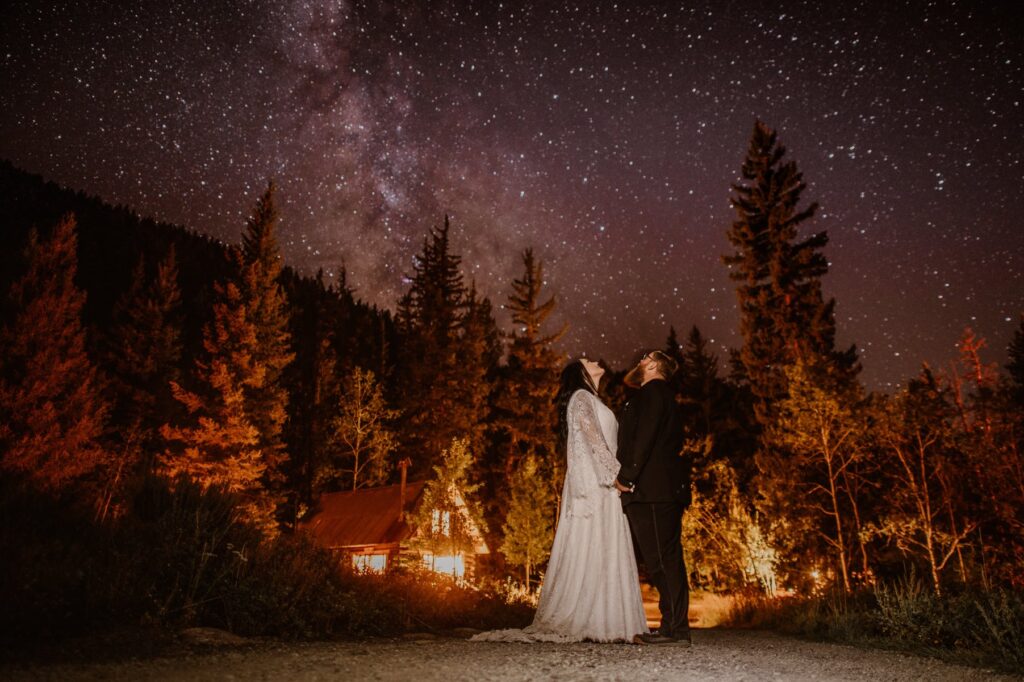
[2,0,1022,389]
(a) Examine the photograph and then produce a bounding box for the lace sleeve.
[570,392,619,487]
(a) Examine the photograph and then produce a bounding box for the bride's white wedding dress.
[473,389,648,643]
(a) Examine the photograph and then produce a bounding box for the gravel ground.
[3,630,1018,681]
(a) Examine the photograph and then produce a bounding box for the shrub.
[724,580,1024,674]
[972,589,1024,669]
[1,475,534,643]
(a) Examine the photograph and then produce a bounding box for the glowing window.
[352,553,387,573]
[431,509,452,535]
[431,553,465,578]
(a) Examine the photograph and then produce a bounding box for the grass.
[722,578,1024,674]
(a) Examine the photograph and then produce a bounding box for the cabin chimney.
[398,458,411,522]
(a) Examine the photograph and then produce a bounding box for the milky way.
[2,0,1022,389]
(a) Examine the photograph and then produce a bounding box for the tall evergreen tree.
[282,269,342,518]
[107,247,183,456]
[663,325,687,394]
[160,266,275,535]
[494,251,563,457]
[0,215,109,496]
[459,283,501,459]
[724,121,858,425]
[396,216,475,475]
[489,249,564,549]
[239,182,294,499]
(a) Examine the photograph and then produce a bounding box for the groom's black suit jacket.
[615,378,690,507]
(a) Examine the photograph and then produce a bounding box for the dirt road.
[3,629,1016,681]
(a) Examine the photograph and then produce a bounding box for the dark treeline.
[1,113,1023,618]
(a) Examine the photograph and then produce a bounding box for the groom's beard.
[623,364,644,389]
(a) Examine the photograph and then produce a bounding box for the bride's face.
[580,358,604,387]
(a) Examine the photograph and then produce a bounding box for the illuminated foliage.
[239,182,295,498]
[500,454,553,586]
[761,362,867,592]
[0,215,109,497]
[159,275,274,534]
[409,437,486,571]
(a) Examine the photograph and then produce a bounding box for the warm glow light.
[352,553,388,573]
[422,552,465,578]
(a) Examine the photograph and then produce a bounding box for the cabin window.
[352,553,387,573]
[431,509,451,536]
[421,551,466,578]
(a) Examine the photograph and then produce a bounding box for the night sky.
[2,1,1022,389]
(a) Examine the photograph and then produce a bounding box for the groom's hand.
[614,479,631,493]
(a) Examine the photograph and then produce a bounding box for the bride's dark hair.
[555,360,600,455]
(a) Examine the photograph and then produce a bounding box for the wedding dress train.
[472,389,648,643]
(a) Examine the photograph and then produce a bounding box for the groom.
[614,349,692,646]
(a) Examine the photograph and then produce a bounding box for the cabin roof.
[302,481,428,549]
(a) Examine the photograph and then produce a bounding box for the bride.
[473,358,648,643]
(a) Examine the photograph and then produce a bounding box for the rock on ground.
[2,630,1016,681]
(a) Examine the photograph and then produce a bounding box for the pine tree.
[282,269,342,518]
[320,366,399,492]
[459,284,501,459]
[160,272,274,535]
[489,249,565,551]
[239,182,294,498]
[724,121,858,425]
[395,216,473,474]
[678,326,720,435]
[107,247,183,454]
[496,249,564,457]
[0,215,109,496]
[663,325,687,394]
[500,454,553,585]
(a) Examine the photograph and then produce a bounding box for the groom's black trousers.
[625,501,689,637]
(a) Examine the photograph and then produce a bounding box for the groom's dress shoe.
[636,632,691,646]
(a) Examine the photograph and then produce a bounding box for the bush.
[723,580,1024,674]
[972,589,1024,669]
[0,475,534,643]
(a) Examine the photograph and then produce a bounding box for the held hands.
[613,479,633,493]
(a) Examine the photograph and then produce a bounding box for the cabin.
[301,470,489,579]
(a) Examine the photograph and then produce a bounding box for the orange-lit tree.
[684,456,777,593]
[239,182,294,509]
[0,215,109,498]
[160,269,273,534]
[867,368,976,596]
